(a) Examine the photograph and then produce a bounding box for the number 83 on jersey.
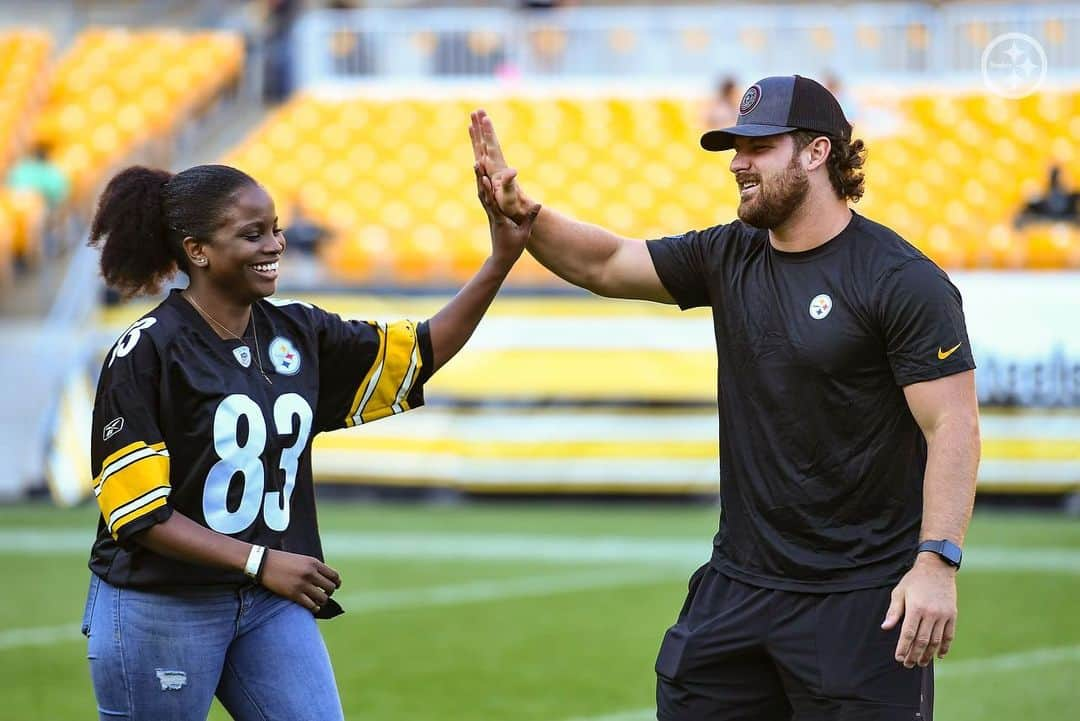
[204,393,313,534]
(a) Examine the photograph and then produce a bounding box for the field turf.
[0,501,1077,720]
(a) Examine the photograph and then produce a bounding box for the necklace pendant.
[261,372,273,385]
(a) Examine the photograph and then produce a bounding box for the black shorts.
[655,564,933,721]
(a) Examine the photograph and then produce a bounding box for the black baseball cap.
[701,75,852,152]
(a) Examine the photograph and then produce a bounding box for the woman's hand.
[476,163,540,270]
[259,549,341,614]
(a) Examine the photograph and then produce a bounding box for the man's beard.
[737,153,810,229]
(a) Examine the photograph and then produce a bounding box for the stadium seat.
[0,30,52,269]
[222,87,1080,285]
[35,29,243,204]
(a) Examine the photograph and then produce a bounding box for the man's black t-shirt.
[648,212,975,592]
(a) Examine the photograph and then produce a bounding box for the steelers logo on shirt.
[269,336,301,375]
[809,294,833,320]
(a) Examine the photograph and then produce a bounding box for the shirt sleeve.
[91,330,172,545]
[313,306,433,433]
[645,227,720,310]
[876,258,976,386]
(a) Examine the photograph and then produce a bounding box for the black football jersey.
[648,211,976,592]
[88,289,432,587]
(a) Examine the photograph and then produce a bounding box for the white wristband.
[244,544,266,580]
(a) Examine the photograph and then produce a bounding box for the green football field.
[0,501,1077,721]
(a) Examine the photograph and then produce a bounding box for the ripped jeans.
[81,574,344,721]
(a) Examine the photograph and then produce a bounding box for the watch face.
[941,541,963,567]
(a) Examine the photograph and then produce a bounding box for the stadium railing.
[293,2,1080,84]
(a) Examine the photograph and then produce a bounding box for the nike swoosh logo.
[937,343,962,360]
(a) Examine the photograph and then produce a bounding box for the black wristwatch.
[917,539,963,569]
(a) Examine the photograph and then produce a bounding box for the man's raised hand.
[470,109,533,222]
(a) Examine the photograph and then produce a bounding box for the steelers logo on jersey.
[809,294,833,320]
[269,336,301,375]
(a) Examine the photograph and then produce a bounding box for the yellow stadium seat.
[33,29,242,203]
[0,31,51,171]
[1023,224,1080,270]
[219,85,1080,283]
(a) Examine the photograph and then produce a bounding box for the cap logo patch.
[739,85,762,115]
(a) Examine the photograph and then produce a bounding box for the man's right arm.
[525,204,675,303]
[469,109,674,304]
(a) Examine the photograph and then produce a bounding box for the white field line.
[0,568,679,653]
[2,529,1078,574]
[549,644,1080,721]
[556,710,655,721]
[0,624,82,651]
[935,643,1080,677]
[335,567,677,609]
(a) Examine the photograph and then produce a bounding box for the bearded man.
[469,75,981,720]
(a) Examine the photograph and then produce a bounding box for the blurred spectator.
[285,205,327,254]
[823,70,860,125]
[1015,166,1080,228]
[703,75,740,130]
[263,0,300,103]
[6,143,69,209]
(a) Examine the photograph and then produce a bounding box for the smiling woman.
[82,163,540,721]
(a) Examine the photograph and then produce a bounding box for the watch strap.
[917,539,963,569]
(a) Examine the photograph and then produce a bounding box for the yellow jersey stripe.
[92,441,167,486]
[390,330,421,414]
[97,453,171,532]
[94,445,169,496]
[109,489,170,536]
[346,322,387,428]
[357,320,419,425]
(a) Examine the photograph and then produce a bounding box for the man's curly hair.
[790,130,867,203]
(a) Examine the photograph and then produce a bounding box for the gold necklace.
[184,292,273,385]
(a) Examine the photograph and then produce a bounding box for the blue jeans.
[81,575,344,721]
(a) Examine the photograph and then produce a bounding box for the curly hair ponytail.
[89,166,177,298]
[89,164,258,298]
